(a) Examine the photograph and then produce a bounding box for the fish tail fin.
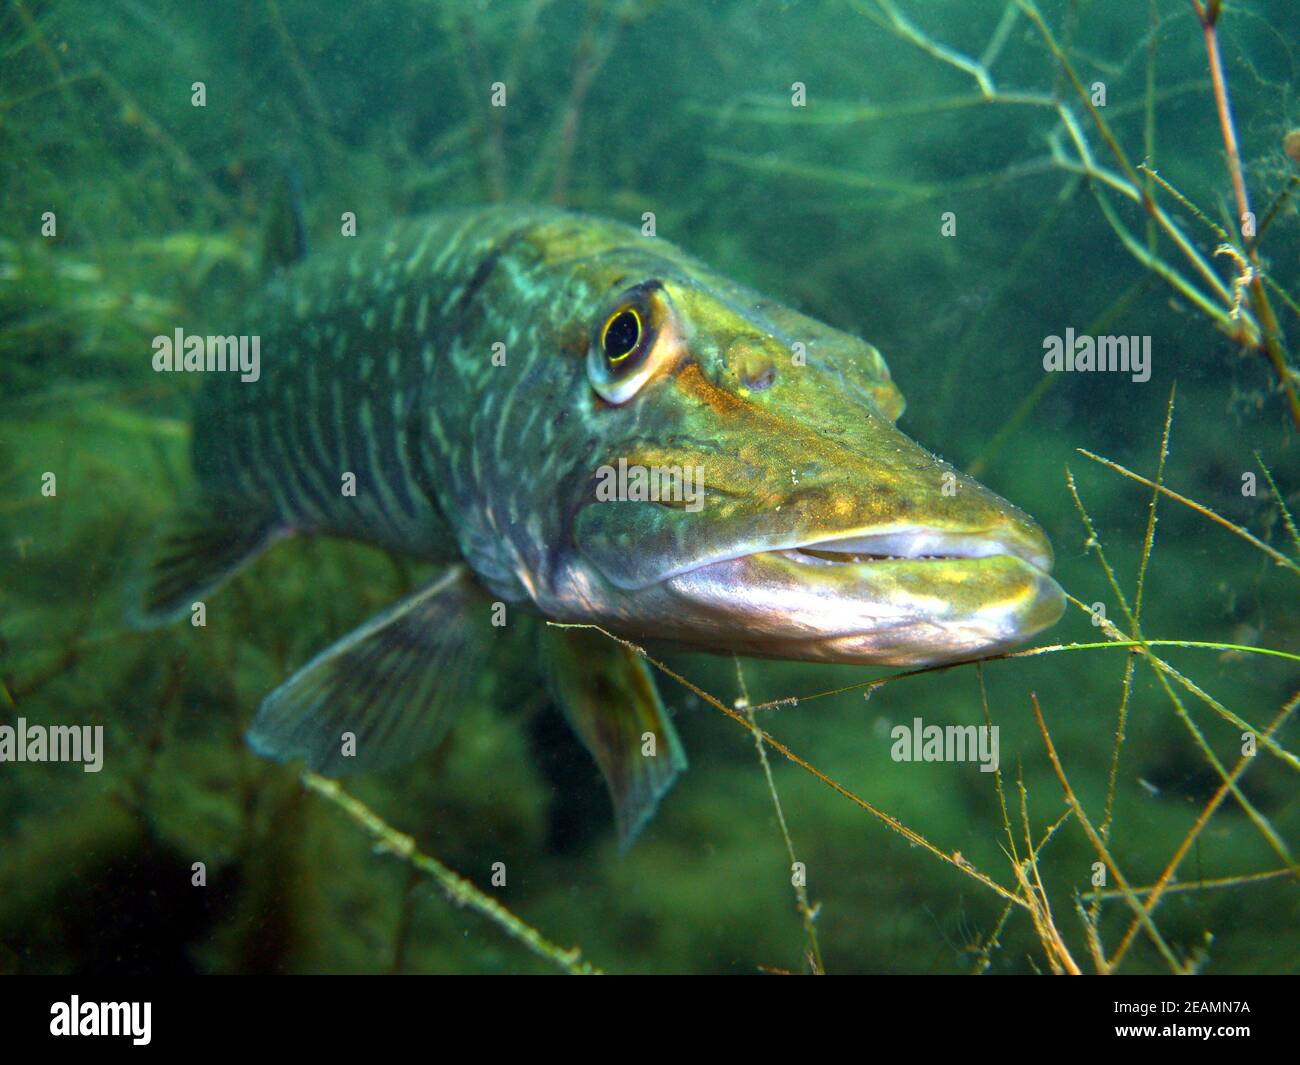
[126,496,286,629]
[541,625,687,850]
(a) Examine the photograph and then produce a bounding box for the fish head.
[501,221,1064,667]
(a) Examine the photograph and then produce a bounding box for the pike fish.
[135,205,1065,845]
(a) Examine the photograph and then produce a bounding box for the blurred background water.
[1,0,1297,974]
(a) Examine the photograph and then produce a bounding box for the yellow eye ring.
[600,306,642,364]
[587,281,675,405]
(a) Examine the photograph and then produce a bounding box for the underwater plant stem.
[542,0,631,205]
[1061,587,1300,781]
[981,677,1084,968]
[973,806,1070,974]
[1013,774,1082,975]
[977,665,1019,867]
[1252,176,1299,249]
[443,12,508,201]
[1068,457,1296,883]
[1244,263,1298,427]
[1143,0,1159,253]
[89,66,237,221]
[776,634,1300,714]
[1094,390,1173,859]
[1051,112,1242,329]
[1146,658,1296,875]
[1191,1,1248,231]
[550,624,1029,910]
[733,658,825,974]
[9,0,78,114]
[301,773,601,975]
[1138,163,1230,244]
[1023,0,1299,420]
[263,0,332,132]
[1016,3,1159,233]
[864,0,1237,337]
[1077,448,1300,575]
[848,613,1300,778]
[860,0,995,96]
[1255,454,1300,554]
[1085,866,1295,902]
[1107,689,1300,969]
[1191,0,1300,427]
[1030,696,1184,972]
[1133,391,1175,671]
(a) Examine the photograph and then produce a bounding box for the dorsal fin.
[261,163,307,273]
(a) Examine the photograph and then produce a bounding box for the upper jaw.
[657,515,1059,590]
[777,524,1054,575]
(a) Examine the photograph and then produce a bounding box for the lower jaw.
[637,621,1054,667]
[712,623,1051,667]
[657,552,1066,665]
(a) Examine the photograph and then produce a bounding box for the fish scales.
[143,204,1065,845]
[192,209,547,561]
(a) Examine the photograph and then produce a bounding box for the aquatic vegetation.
[0,0,1296,975]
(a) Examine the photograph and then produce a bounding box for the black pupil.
[603,310,640,361]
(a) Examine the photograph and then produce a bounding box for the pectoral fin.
[247,566,498,775]
[542,626,687,849]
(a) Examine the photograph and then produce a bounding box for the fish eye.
[601,308,642,364]
[587,282,676,405]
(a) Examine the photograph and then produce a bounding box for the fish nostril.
[727,337,777,393]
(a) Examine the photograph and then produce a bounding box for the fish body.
[138,205,1065,843]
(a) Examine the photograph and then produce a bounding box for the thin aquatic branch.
[1029,695,1186,972]
[1077,448,1300,575]
[1107,688,1300,968]
[1189,0,1300,425]
[548,623,1030,910]
[1013,774,1082,975]
[302,773,601,975]
[733,657,825,974]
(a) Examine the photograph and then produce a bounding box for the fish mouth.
[778,525,1053,572]
[660,525,1066,666]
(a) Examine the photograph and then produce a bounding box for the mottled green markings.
[148,208,694,841]
[140,204,1063,846]
[194,209,529,559]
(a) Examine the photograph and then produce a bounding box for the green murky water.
[1,0,1297,974]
